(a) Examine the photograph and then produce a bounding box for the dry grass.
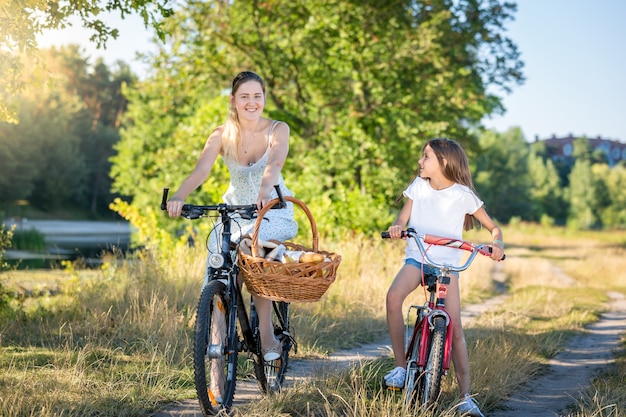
[1,223,625,416]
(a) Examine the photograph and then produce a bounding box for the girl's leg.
[386,264,421,368]
[446,274,471,396]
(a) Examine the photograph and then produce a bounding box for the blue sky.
[38,1,626,143]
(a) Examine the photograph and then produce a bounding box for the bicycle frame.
[406,274,454,376]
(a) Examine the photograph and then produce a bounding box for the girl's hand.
[387,225,404,239]
[489,243,505,261]
[167,197,185,218]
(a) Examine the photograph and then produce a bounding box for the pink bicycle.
[382,228,505,409]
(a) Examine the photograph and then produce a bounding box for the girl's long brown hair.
[399,138,479,231]
[428,138,479,231]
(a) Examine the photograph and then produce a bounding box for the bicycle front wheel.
[418,315,447,408]
[193,280,238,415]
[404,321,423,407]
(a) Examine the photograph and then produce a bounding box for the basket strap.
[251,196,319,257]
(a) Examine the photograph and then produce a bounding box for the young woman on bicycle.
[384,138,504,417]
[166,71,297,363]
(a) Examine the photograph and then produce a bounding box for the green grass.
[0,224,625,416]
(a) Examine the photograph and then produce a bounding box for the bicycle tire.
[404,320,423,406]
[418,315,447,408]
[193,281,238,415]
[251,301,291,393]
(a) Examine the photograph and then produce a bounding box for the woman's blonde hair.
[427,138,479,231]
[221,71,266,162]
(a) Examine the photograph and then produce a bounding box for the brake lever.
[240,206,258,220]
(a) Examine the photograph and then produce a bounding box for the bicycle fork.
[405,305,454,376]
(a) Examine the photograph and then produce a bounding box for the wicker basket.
[238,196,341,302]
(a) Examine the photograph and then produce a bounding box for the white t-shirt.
[404,177,483,266]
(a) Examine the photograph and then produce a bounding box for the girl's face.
[231,80,265,121]
[418,145,444,179]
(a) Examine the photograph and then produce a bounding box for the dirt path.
[488,291,626,417]
[152,267,626,417]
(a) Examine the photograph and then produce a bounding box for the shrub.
[10,228,46,251]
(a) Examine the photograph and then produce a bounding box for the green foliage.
[110,0,525,243]
[567,158,599,230]
[475,128,533,223]
[9,228,46,251]
[0,224,14,271]
[595,164,626,228]
[0,47,132,215]
[527,146,567,224]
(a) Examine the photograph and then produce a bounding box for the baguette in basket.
[239,235,327,264]
[238,196,341,302]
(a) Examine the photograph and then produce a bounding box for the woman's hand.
[387,225,404,239]
[166,196,185,217]
[256,185,273,211]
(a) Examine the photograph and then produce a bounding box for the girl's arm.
[472,206,505,260]
[387,198,413,239]
[166,127,223,217]
[258,121,290,209]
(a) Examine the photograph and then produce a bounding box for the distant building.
[535,134,626,167]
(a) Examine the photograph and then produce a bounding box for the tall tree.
[0,0,172,123]
[527,146,566,224]
[0,46,131,215]
[474,127,532,223]
[111,0,524,237]
[567,158,599,229]
[598,164,626,228]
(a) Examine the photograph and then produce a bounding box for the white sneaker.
[457,394,485,417]
[383,366,406,388]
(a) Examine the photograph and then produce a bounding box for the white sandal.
[262,340,282,361]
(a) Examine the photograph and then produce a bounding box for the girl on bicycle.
[166,71,297,362]
[384,138,504,417]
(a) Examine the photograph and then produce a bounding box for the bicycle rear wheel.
[418,315,447,408]
[193,281,238,415]
[251,301,291,393]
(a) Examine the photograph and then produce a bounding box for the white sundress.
[207,120,298,257]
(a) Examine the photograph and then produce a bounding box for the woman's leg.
[386,264,421,368]
[446,274,471,396]
[252,294,278,349]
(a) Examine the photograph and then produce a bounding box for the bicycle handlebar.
[160,185,287,220]
[381,228,505,272]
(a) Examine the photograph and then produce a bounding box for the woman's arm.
[166,127,223,217]
[257,121,290,209]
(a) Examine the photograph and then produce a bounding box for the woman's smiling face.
[232,80,265,121]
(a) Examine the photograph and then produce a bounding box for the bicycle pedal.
[385,385,403,392]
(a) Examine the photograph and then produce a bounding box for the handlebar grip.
[381,231,407,239]
[272,184,286,209]
[161,188,169,211]
[483,246,506,261]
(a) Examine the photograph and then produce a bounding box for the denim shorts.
[405,258,460,279]
[404,258,441,277]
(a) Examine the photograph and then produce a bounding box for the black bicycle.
[160,186,296,416]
